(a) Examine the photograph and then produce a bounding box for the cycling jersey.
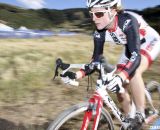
[92,11,160,78]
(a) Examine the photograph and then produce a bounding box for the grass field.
[0,34,159,130]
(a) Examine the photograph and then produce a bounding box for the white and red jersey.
[92,11,160,78]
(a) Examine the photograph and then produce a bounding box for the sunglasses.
[89,10,108,18]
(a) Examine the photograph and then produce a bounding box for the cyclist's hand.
[60,71,76,80]
[106,75,125,93]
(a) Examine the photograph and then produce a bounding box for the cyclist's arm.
[76,30,106,79]
[92,29,106,62]
[117,14,141,81]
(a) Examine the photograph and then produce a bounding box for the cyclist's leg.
[116,51,132,115]
[117,85,131,115]
[130,26,160,118]
[116,56,148,118]
[116,55,148,117]
[129,54,148,117]
[116,26,160,116]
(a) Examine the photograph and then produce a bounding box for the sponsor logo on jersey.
[146,38,157,51]
[94,31,101,38]
[130,51,138,62]
[110,32,121,44]
[123,19,131,31]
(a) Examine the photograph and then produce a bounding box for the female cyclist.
[61,0,160,129]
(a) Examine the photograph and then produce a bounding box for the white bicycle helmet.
[87,0,121,8]
[87,0,122,29]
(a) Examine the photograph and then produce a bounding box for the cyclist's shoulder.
[117,11,139,24]
[126,11,150,28]
[117,11,141,31]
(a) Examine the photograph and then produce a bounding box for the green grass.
[0,35,159,103]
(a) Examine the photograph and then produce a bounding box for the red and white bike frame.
[81,84,126,130]
[59,61,159,130]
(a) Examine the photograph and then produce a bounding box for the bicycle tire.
[47,102,114,130]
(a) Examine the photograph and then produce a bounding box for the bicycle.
[47,57,160,130]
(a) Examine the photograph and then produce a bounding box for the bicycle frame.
[57,62,129,129]
[54,59,159,130]
[81,80,128,130]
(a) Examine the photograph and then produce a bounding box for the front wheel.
[47,102,114,130]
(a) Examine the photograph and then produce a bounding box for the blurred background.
[0,0,159,130]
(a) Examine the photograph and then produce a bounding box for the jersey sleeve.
[120,14,141,78]
[79,29,106,77]
[92,29,106,62]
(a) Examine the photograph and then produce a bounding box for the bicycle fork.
[81,92,103,130]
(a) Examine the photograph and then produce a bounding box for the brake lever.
[53,65,58,80]
[52,58,63,80]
